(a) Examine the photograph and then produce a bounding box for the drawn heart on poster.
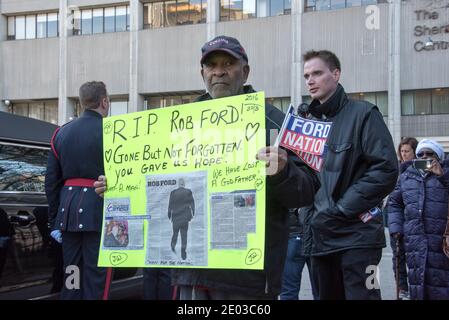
[105,149,113,163]
[109,252,128,266]
[245,122,260,141]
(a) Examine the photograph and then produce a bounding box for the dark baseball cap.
[200,36,248,65]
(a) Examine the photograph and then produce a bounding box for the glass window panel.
[302,96,312,105]
[110,101,128,116]
[16,16,26,40]
[26,15,36,39]
[180,95,197,104]
[146,97,164,109]
[346,0,362,7]
[104,7,115,32]
[81,9,92,35]
[220,0,230,21]
[305,0,316,11]
[73,10,81,35]
[149,3,165,28]
[0,144,49,192]
[8,16,15,39]
[284,0,291,14]
[362,0,377,5]
[177,0,190,25]
[201,0,207,23]
[282,98,291,113]
[257,0,269,17]
[401,92,414,115]
[28,102,45,120]
[13,103,28,116]
[37,14,47,38]
[115,6,127,32]
[165,1,177,27]
[415,90,431,115]
[190,0,203,24]
[316,0,330,10]
[362,92,376,105]
[269,98,283,111]
[270,0,283,16]
[47,13,58,37]
[432,88,449,114]
[330,0,346,10]
[376,92,388,116]
[243,0,256,18]
[93,8,104,34]
[165,96,182,107]
[44,101,58,124]
[348,93,360,100]
[230,0,243,20]
[143,3,150,26]
[126,5,130,30]
[74,101,82,117]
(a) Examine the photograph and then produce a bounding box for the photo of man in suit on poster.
[168,178,195,260]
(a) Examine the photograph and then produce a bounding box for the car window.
[0,143,49,192]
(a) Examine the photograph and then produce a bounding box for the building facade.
[1,0,448,150]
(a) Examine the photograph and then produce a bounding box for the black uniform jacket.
[45,110,105,232]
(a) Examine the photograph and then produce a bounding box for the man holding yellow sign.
[95,36,319,300]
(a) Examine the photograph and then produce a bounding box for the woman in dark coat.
[388,139,449,300]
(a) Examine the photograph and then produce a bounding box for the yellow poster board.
[98,92,266,269]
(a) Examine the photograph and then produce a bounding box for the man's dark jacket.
[45,110,104,232]
[301,84,398,256]
[172,86,320,297]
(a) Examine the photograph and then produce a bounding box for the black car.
[0,112,142,300]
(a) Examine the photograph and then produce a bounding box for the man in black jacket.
[46,81,110,299]
[300,50,398,299]
[95,36,320,299]
[166,36,320,300]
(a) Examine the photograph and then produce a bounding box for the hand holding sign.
[94,175,107,198]
[278,105,332,172]
[256,146,288,176]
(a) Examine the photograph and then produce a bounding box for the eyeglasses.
[417,151,436,158]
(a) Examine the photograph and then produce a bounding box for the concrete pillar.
[206,0,219,40]
[387,0,401,148]
[58,0,75,124]
[290,0,304,109]
[128,0,144,113]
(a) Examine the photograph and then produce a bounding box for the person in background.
[387,137,418,300]
[300,50,398,300]
[280,208,318,300]
[388,139,449,300]
[45,81,110,299]
[95,36,320,300]
[398,137,418,163]
[142,268,174,300]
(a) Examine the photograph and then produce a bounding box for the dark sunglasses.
[417,151,436,158]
